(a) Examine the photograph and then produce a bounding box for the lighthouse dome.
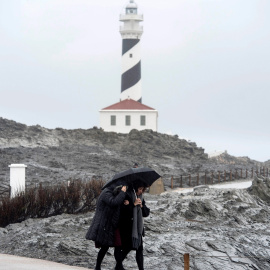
[126,0,137,9]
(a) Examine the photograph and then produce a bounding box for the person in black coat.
[86,184,127,270]
[118,180,150,270]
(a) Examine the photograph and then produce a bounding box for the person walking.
[86,184,127,270]
[118,180,150,270]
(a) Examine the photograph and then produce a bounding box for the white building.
[99,98,158,133]
[99,0,158,133]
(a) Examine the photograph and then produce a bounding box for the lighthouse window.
[140,115,146,126]
[130,54,133,58]
[125,115,131,126]
[111,115,116,126]
[127,8,137,14]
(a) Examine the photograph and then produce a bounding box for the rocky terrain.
[0,117,263,189]
[1,117,270,269]
[264,160,270,168]
[1,175,270,269]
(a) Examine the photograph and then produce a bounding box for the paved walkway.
[166,178,253,194]
[0,254,92,270]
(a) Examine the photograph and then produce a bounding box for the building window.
[125,115,131,126]
[130,54,133,58]
[140,115,146,126]
[111,115,116,126]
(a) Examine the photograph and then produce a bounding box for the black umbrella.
[102,167,161,190]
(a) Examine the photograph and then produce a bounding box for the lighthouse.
[99,0,158,134]
[120,0,143,103]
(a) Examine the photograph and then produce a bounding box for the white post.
[9,164,27,198]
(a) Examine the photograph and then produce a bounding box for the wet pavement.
[0,254,91,270]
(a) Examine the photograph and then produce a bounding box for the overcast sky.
[0,0,269,162]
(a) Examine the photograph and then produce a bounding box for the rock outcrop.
[0,117,210,187]
[264,160,270,167]
[209,152,260,168]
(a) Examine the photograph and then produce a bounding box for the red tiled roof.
[101,99,155,110]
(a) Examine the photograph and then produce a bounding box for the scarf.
[131,189,144,249]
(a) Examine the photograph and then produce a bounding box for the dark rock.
[248,175,270,203]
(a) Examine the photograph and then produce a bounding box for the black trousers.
[122,244,144,270]
[95,246,123,270]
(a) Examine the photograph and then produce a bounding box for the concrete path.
[0,254,92,270]
[166,178,253,194]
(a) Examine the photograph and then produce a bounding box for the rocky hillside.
[0,117,207,186]
[264,160,270,167]
[207,152,261,172]
[1,175,270,270]
[0,117,263,187]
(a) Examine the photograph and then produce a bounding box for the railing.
[119,14,144,21]
[169,167,269,189]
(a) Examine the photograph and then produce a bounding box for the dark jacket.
[85,187,126,247]
[119,190,150,249]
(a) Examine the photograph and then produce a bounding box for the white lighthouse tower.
[99,0,158,133]
[120,0,143,103]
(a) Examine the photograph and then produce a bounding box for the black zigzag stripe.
[121,61,141,92]
[122,39,140,55]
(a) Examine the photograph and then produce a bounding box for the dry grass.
[0,178,104,227]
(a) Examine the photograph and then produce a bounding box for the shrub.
[0,178,104,227]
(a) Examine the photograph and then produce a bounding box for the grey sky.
[0,0,269,162]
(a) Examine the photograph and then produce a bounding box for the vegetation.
[0,178,104,228]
